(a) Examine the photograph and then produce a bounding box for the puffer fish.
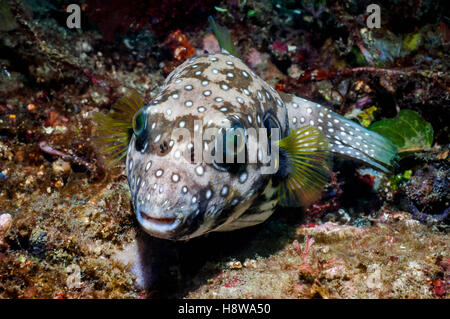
[94,22,397,241]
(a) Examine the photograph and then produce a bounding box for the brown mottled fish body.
[125,51,397,240]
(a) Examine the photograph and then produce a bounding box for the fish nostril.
[159,140,169,154]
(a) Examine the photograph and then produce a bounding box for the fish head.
[126,53,289,240]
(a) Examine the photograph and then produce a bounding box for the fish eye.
[212,122,247,174]
[263,113,281,155]
[132,108,146,136]
[224,125,246,156]
[263,113,281,140]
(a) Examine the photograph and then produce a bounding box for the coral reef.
[86,0,219,41]
[0,0,448,298]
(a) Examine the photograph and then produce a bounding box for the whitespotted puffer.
[95,50,397,241]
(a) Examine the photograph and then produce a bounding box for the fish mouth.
[137,210,182,235]
[142,214,177,225]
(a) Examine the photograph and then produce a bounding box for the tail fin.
[280,92,398,173]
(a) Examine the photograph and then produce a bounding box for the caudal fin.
[280,92,398,173]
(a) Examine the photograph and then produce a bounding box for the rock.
[0,213,12,248]
[5,211,37,249]
[29,230,48,258]
[52,159,72,176]
[226,260,243,269]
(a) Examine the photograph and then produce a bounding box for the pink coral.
[201,33,221,54]
[294,235,345,278]
[246,48,264,68]
[272,40,287,53]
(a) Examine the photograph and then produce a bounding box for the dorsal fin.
[208,16,239,57]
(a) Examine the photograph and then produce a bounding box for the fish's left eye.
[263,113,281,141]
[263,113,281,155]
[132,109,146,136]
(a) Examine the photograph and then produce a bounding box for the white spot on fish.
[145,161,151,171]
[257,149,262,162]
[276,98,283,106]
[221,186,229,197]
[141,142,148,153]
[257,90,263,101]
[195,165,204,176]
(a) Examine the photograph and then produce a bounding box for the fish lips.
[136,208,183,239]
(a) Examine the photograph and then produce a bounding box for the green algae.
[369,110,434,155]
